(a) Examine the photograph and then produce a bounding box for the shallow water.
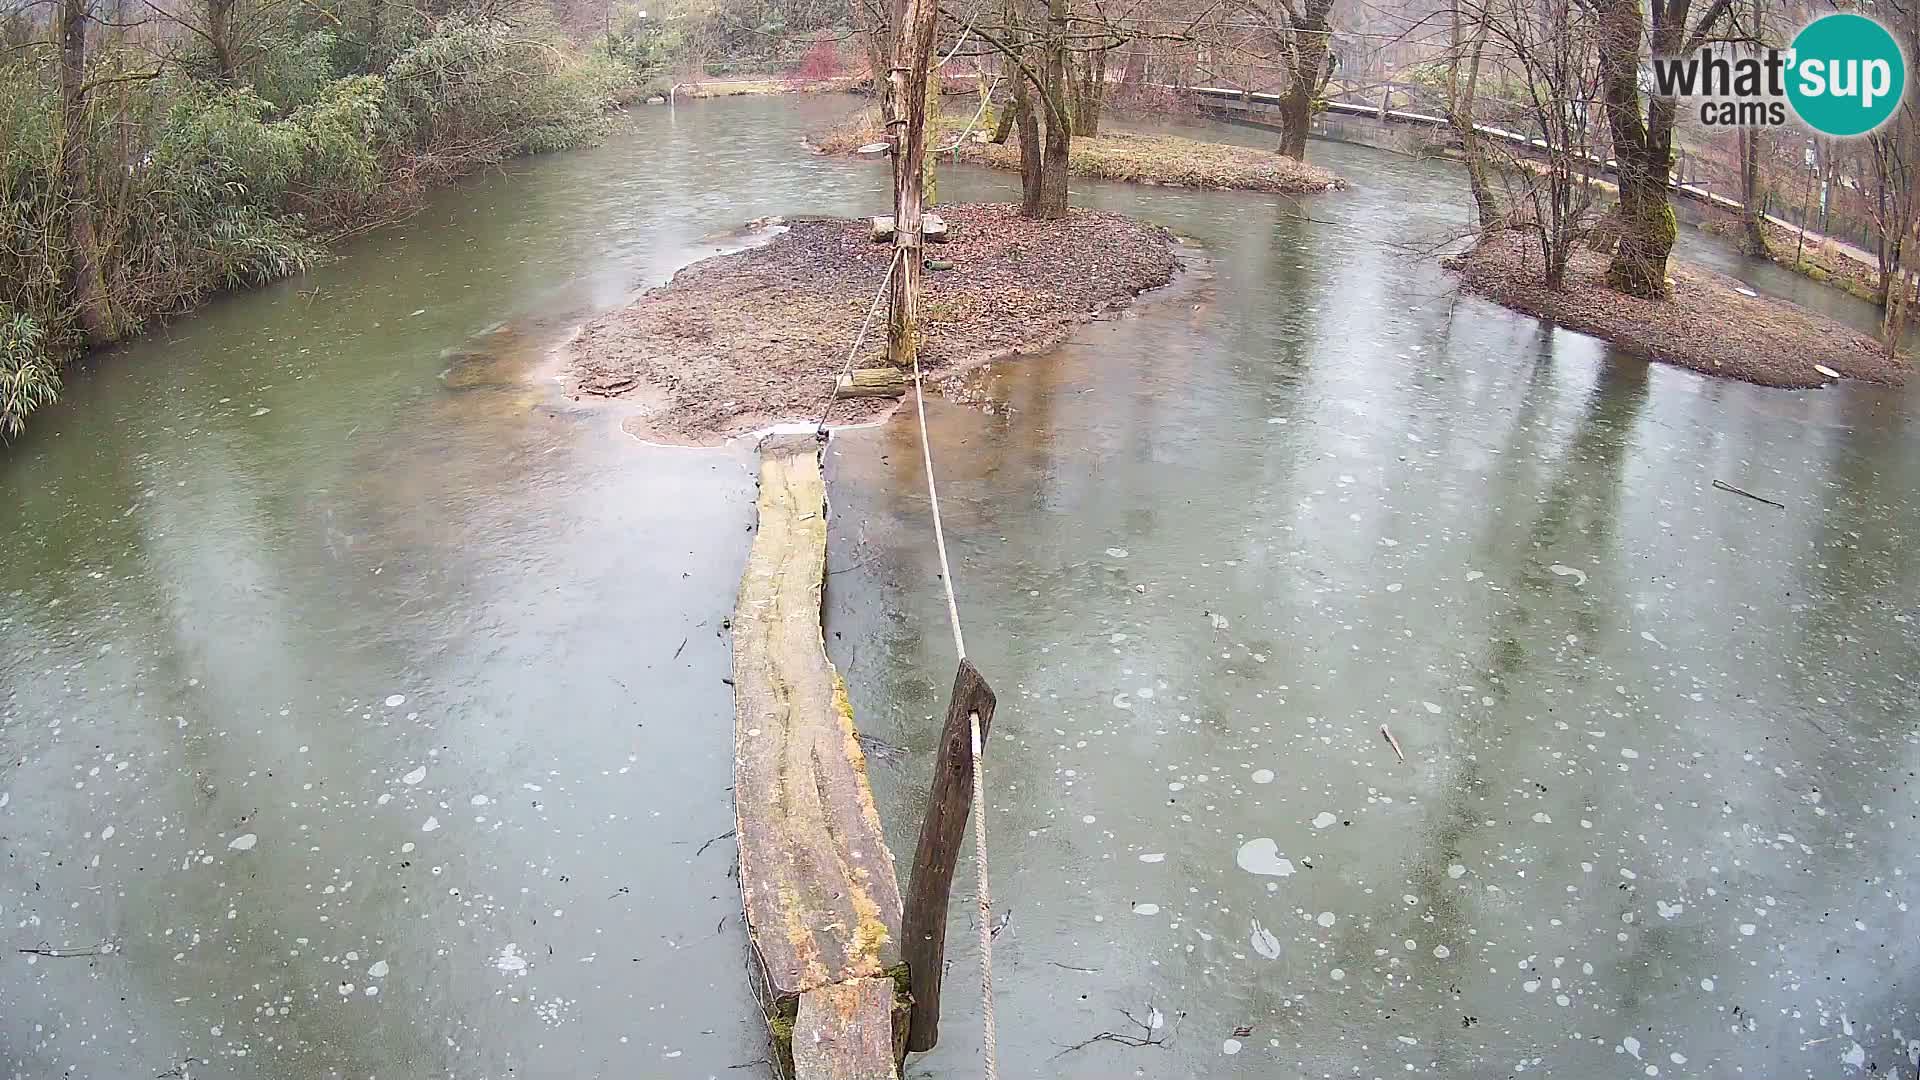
[3,97,1917,1080]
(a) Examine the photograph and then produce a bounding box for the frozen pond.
[3,94,1916,1079]
[826,128,1920,1078]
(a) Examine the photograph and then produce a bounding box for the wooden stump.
[733,434,905,1078]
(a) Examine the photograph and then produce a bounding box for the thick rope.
[910,351,967,662]
[970,711,997,1080]
[815,249,903,435]
[910,349,995,1079]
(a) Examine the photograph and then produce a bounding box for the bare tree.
[1473,0,1604,287]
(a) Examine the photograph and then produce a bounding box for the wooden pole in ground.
[900,659,996,1053]
[885,0,938,369]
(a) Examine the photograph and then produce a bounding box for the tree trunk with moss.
[1595,0,1730,298]
[1275,0,1335,161]
[1022,0,1071,219]
[1736,128,1769,256]
[1012,79,1042,208]
[1447,0,1499,227]
[884,0,937,368]
[206,0,237,82]
[58,0,117,346]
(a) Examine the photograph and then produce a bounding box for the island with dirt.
[566,203,1181,443]
[1448,232,1909,389]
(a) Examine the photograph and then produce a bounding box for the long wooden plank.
[732,433,904,1077]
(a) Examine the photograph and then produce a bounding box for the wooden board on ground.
[835,367,908,399]
[733,433,904,1078]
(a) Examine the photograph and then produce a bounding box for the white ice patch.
[1222,1039,1242,1056]
[1312,812,1338,830]
[1236,838,1295,877]
[1251,769,1275,784]
[421,816,441,833]
[367,960,389,978]
[1548,564,1588,586]
[494,943,528,976]
[384,694,406,708]
[228,833,258,851]
[1656,900,1684,919]
[1139,853,1165,863]
[1532,812,1553,824]
[1422,701,1442,714]
[1448,864,1467,879]
[1623,1036,1643,1059]
[1250,920,1281,959]
[1133,903,1161,916]
[401,766,427,786]
[1316,911,1336,928]
[1106,548,1129,559]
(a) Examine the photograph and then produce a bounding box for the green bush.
[0,305,56,440]
[0,6,637,437]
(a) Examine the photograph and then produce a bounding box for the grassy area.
[813,107,1345,194]
[662,77,859,99]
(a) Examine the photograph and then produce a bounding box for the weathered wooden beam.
[793,978,902,1080]
[733,434,905,1078]
[835,367,909,399]
[899,659,997,1053]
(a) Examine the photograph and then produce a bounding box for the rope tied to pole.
[815,249,904,436]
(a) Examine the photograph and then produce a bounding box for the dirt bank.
[566,203,1180,443]
[1447,231,1909,388]
[813,108,1345,194]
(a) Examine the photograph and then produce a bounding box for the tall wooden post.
[885,0,939,369]
[900,659,996,1053]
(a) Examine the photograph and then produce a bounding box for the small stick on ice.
[1380,724,1405,763]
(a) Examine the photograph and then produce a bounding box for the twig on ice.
[1052,997,1182,1057]
[18,941,115,958]
[1380,724,1406,763]
[1711,479,1785,509]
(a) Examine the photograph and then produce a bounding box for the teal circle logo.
[1786,13,1907,137]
